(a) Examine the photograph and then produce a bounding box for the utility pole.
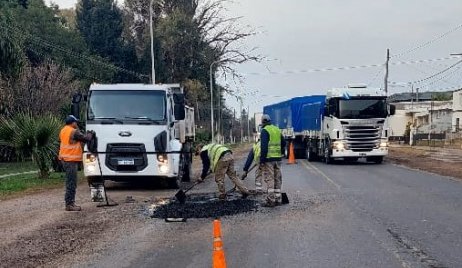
[410,83,414,108]
[239,98,243,142]
[149,0,155,84]
[384,49,390,94]
[416,87,419,102]
[247,106,251,142]
[209,60,220,142]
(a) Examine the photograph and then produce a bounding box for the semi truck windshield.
[338,99,387,119]
[88,90,166,121]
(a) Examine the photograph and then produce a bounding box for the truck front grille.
[344,126,381,152]
[105,143,147,172]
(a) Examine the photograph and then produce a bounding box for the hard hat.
[261,114,271,123]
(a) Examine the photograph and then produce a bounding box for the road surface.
[76,159,462,268]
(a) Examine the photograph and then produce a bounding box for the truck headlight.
[333,141,346,150]
[380,141,389,147]
[84,154,97,163]
[159,164,169,174]
[157,154,168,163]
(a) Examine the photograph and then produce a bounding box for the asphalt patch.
[149,193,259,219]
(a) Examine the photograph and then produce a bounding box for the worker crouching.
[197,144,252,200]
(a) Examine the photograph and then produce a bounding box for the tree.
[77,0,140,82]
[0,113,61,179]
[0,61,79,117]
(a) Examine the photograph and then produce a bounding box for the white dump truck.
[71,83,195,188]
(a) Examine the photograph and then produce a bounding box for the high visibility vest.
[58,125,83,162]
[202,143,229,171]
[253,141,261,164]
[263,125,282,158]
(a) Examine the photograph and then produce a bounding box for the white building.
[452,89,462,131]
[389,101,453,136]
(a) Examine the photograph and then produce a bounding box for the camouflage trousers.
[254,166,263,192]
[261,161,282,203]
[215,153,250,196]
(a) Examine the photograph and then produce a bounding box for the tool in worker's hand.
[241,164,258,180]
[175,179,203,204]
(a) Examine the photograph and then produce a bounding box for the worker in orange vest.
[58,115,92,211]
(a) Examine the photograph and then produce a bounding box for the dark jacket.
[260,124,285,163]
[243,149,255,172]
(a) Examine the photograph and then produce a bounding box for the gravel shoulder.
[388,145,462,180]
[0,144,251,268]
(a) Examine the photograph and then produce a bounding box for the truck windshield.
[338,99,387,119]
[88,90,166,122]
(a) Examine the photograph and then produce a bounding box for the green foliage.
[0,114,61,179]
[0,172,64,196]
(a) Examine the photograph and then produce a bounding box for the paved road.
[79,159,462,268]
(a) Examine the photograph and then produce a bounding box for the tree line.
[0,0,258,131]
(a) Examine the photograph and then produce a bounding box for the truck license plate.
[359,153,367,157]
[118,159,135,165]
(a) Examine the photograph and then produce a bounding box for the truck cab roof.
[89,83,181,92]
[327,86,385,99]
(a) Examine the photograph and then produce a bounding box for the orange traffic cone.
[288,142,296,164]
[213,219,227,268]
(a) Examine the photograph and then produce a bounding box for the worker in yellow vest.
[242,140,264,194]
[197,143,252,200]
[259,114,285,207]
[58,115,92,211]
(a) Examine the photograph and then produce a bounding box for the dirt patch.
[388,146,462,180]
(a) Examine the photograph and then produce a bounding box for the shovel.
[174,180,202,204]
[227,164,258,194]
[281,192,289,204]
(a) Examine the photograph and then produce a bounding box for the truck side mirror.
[173,93,186,120]
[71,93,82,119]
[389,104,396,116]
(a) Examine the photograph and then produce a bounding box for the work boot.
[65,204,82,211]
[262,200,276,207]
[218,193,226,201]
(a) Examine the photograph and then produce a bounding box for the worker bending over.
[197,144,252,200]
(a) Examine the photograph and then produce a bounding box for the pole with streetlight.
[149,0,155,84]
[209,60,221,142]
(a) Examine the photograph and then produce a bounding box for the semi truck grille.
[105,143,147,172]
[344,126,381,152]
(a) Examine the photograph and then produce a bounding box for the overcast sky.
[51,0,462,115]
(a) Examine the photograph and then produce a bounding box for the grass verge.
[0,172,65,198]
[0,161,36,176]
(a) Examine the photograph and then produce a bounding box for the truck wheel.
[182,156,192,182]
[306,147,317,161]
[369,156,383,164]
[324,149,332,164]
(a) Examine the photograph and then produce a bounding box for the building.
[452,89,462,131]
[389,100,453,136]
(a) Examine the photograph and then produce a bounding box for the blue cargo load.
[263,95,326,132]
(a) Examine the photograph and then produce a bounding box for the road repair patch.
[149,193,259,219]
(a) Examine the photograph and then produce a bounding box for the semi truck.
[71,83,195,188]
[263,85,395,164]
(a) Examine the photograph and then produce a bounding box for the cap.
[65,115,79,125]
[261,114,271,123]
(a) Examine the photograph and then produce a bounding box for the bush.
[0,114,61,178]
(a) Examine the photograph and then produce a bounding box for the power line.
[411,59,462,84]
[239,56,460,76]
[0,23,149,80]
[392,22,462,58]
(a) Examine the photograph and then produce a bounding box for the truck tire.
[324,148,332,164]
[306,146,317,161]
[368,156,383,164]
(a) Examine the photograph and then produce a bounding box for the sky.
[51,0,462,116]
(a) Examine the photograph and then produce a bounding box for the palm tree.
[0,114,61,179]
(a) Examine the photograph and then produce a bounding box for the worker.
[58,115,92,211]
[259,114,285,207]
[196,143,252,200]
[242,139,264,194]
